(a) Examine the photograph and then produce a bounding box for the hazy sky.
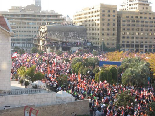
[0,0,154,18]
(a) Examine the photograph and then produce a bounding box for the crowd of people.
[11,51,155,116]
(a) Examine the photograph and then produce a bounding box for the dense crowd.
[11,52,155,116]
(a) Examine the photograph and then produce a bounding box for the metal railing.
[0,89,48,96]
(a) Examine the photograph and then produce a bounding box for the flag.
[12,52,17,59]
[78,73,81,81]
[51,69,54,74]
[47,64,50,75]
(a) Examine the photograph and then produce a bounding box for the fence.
[0,89,48,96]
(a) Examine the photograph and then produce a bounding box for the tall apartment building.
[34,0,41,7]
[117,11,155,52]
[73,3,117,49]
[120,0,152,12]
[0,5,65,52]
[118,0,155,52]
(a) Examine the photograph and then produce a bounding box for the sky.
[0,0,155,18]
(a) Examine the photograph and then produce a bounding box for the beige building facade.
[118,0,155,52]
[0,5,65,52]
[117,11,155,52]
[73,3,117,49]
[120,0,152,12]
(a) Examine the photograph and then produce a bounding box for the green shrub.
[24,81,29,87]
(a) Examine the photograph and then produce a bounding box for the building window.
[135,16,138,18]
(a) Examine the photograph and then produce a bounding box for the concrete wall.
[0,29,11,91]
[0,100,89,116]
[0,92,56,110]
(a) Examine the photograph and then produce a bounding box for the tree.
[106,51,124,61]
[100,42,116,52]
[147,102,155,116]
[115,90,135,107]
[13,46,20,52]
[93,67,100,74]
[92,50,99,56]
[56,74,68,87]
[19,48,25,54]
[146,53,155,82]
[72,62,83,74]
[71,57,83,69]
[13,46,25,54]
[95,68,112,83]
[83,57,99,68]
[25,65,36,82]
[79,66,85,75]
[119,57,150,86]
[24,81,29,87]
[83,67,91,75]
[17,66,26,78]
[95,73,99,82]
[31,47,38,53]
[110,67,118,84]
[99,71,107,82]
[33,72,45,82]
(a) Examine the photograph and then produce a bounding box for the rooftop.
[0,16,10,31]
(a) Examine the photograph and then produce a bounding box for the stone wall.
[0,100,89,116]
[0,92,56,110]
[0,29,11,91]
